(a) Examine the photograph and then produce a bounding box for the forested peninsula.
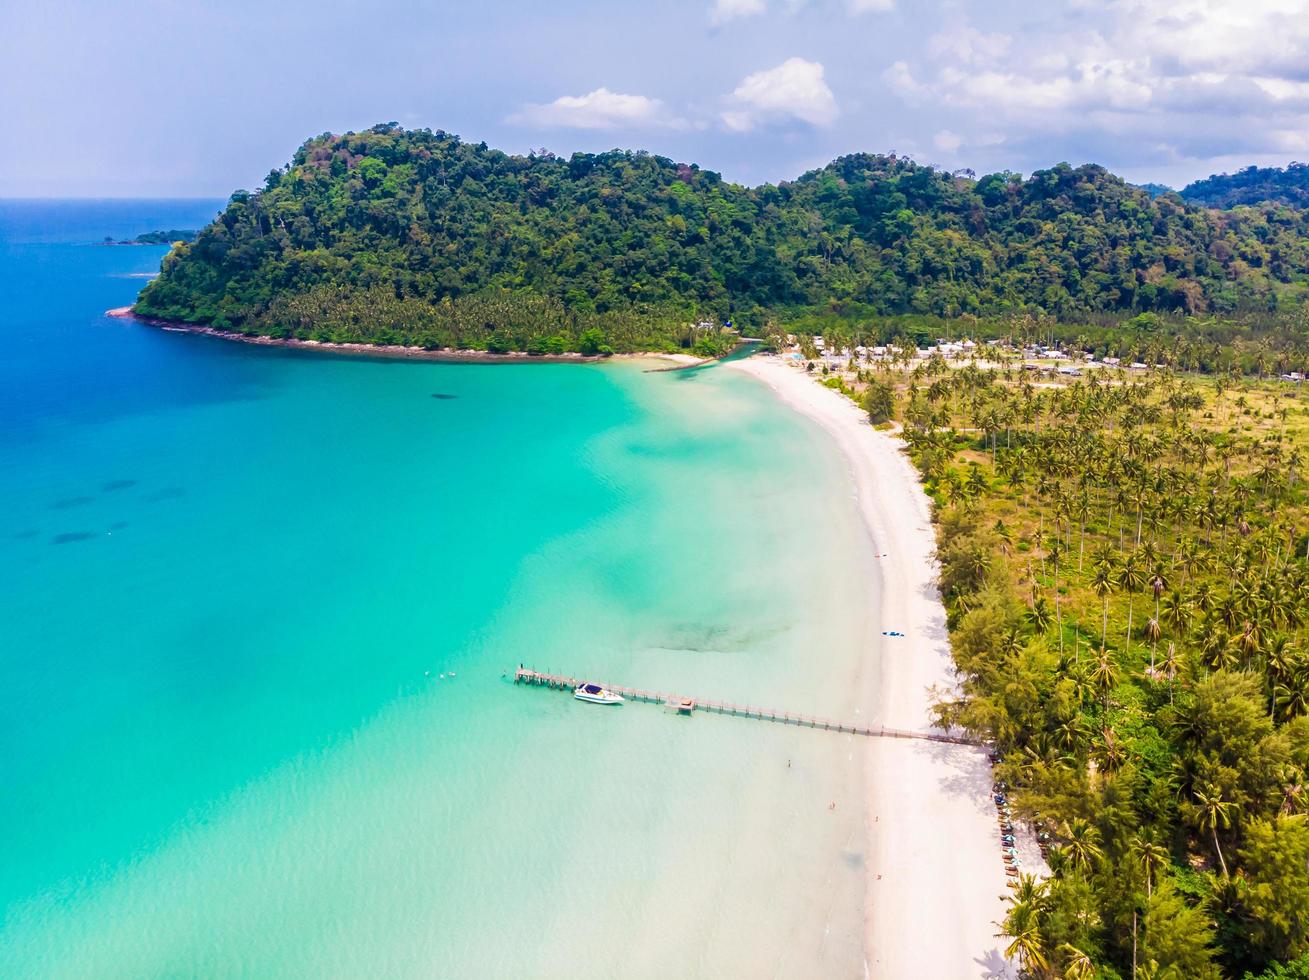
[135,124,1309,357]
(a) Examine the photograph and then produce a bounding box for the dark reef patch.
[51,496,94,510]
[430,393,458,400]
[51,531,96,545]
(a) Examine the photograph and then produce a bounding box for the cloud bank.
[884,0,1309,166]
[721,57,839,131]
[509,88,685,130]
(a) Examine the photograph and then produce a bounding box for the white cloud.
[933,130,963,153]
[1270,128,1309,153]
[927,25,1011,65]
[1113,0,1309,76]
[883,60,923,99]
[721,57,839,131]
[883,4,1309,170]
[508,88,684,130]
[710,0,766,25]
[848,0,893,12]
[1255,77,1309,105]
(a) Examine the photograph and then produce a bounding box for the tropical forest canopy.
[1181,163,1309,211]
[136,124,1309,354]
[840,360,1309,978]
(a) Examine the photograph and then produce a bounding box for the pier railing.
[513,668,979,746]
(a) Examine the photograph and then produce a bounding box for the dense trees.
[1182,164,1309,210]
[102,229,196,245]
[135,125,1309,353]
[130,229,196,244]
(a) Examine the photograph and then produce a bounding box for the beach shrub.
[1235,816,1309,964]
[1246,953,1309,979]
[938,529,1001,602]
[577,327,611,356]
[1139,880,1223,979]
[863,377,896,424]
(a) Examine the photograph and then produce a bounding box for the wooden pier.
[513,668,979,746]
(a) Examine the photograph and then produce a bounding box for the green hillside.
[1182,164,1309,210]
[135,124,1309,353]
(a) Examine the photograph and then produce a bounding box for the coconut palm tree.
[1194,785,1234,878]
[1150,565,1168,623]
[1002,875,1051,977]
[1265,634,1297,719]
[1060,817,1104,874]
[1099,725,1126,772]
[1028,593,1054,634]
[1282,782,1305,816]
[1264,579,1299,630]
[1233,620,1261,666]
[1118,554,1146,656]
[1057,943,1095,980]
[1275,668,1309,723]
[1091,563,1115,650]
[1161,589,1193,635]
[1091,646,1119,711]
[1004,922,1049,976]
[1201,630,1240,673]
[1143,617,1163,671]
[993,518,1015,557]
[1130,835,1170,898]
[1161,643,1182,703]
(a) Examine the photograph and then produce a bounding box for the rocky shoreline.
[104,307,665,365]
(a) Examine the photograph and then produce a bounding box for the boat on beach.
[574,682,624,705]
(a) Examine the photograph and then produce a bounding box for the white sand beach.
[729,356,1034,980]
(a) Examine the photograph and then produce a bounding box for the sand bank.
[727,356,1035,980]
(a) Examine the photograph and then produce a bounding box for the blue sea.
[0,200,879,978]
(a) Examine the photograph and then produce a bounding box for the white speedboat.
[574,682,624,705]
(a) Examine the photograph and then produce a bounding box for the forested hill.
[135,124,1309,351]
[1181,163,1309,210]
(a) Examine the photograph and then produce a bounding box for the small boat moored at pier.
[574,682,624,705]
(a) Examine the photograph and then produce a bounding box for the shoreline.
[726,356,1026,980]
[104,308,706,368]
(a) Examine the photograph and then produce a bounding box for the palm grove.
[873,360,1309,978]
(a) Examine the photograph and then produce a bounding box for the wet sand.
[728,356,1025,980]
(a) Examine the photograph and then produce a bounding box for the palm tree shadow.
[974,946,1016,979]
[924,740,998,804]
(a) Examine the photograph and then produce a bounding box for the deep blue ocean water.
[0,200,877,977]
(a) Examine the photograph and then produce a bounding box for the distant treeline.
[103,229,197,246]
[1180,163,1309,210]
[771,308,1309,376]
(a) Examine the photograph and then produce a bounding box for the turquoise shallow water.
[0,201,879,978]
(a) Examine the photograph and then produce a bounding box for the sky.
[2,0,1308,197]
